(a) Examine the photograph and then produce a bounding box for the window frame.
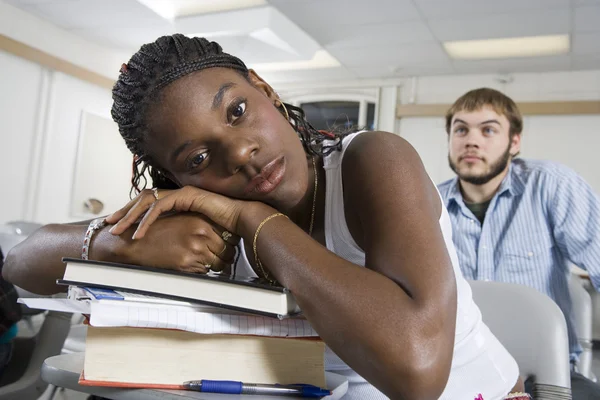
[288,93,378,130]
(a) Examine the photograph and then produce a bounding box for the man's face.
[448,106,520,185]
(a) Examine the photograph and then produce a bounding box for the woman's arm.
[239,132,456,400]
[109,132,457,399]
[4,212,238,295]
[3,223,125,294]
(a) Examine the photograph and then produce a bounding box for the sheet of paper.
[89,301,318,337]
[18,298,91,314]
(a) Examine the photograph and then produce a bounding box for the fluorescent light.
[249,50,341,72]
[444,34,570,59]
[136,0,266,20]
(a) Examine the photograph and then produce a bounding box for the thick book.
[80,326,326,388]
[59,258,300,318]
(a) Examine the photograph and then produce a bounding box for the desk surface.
[42,353,347,400]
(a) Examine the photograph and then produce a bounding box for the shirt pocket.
[497,231,554,273]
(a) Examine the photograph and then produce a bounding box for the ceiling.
[4,0,600,84]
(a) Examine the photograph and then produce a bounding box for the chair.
[4,221,42,237]
[568,274,594,380]
[0,225,72,399]
[469,280,571,399]
[0,309,72,400]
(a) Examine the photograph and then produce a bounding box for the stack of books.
[26,258,329,391]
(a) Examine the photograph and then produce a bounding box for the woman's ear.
[248,69,278,102]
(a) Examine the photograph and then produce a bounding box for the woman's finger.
[131,196,177,239]
[213,228,240,246]
[104,195,141,225]
[180,262,210,274]
[109,194,156,235]
[217,242,237,263]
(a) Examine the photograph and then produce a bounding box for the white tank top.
[238,132,519,399]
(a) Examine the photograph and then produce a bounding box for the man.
[0,247,21,379]
[438,87,600,397]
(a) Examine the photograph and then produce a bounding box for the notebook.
[59,258,300,318]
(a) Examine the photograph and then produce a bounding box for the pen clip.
[279,383,332,397]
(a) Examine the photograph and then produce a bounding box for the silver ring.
[152,188,159,201]
[221,231,233,242]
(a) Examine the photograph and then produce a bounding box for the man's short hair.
[445,88,523,137]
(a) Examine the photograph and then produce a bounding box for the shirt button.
[482,246,487,250]
[528,252,533,257]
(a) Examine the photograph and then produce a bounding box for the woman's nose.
[224,137,259,175]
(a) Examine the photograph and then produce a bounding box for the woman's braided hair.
[111,34,348,197]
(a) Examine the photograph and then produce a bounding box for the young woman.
[5,34,527,399]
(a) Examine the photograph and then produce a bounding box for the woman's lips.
[245,156,286,195]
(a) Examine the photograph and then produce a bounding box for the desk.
[41,353,348,400]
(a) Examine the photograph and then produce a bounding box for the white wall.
[398,70,600,193]
[0,49,133,225]
[0,51,44,223]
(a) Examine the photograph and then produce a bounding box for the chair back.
[469,280,571,399]
[567,274,594,379]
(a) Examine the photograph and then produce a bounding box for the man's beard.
[449,144,511,185]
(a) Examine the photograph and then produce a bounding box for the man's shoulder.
[436,178,456,200]
[513,158,575,181]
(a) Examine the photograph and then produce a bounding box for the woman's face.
[145,68,311,210]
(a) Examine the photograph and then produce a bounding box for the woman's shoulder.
[342,130,423,172]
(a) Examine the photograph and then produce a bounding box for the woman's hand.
[114,212,239,274]
[105,186,247,240]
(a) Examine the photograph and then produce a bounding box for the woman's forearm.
[239,205,455,400]
[2,223,127,294]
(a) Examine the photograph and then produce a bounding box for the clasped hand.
[105,186,246,273]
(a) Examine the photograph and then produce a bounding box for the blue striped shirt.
[438,158,600,358]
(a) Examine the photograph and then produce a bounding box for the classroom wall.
[397,70,600,193]
[2,32,600,225]
[0,48,128,225]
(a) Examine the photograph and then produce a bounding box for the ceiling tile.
[69,24,176,52]
[573,33,600,55]
[574,6,600,32]
[349,65,455,79]
[414,0,569,19]
[328,41,449,68]
[27,0,167,30]
[573,0,600,5]
[428,8,570,41]
[452,55,571,74]
[268,0,421,36]
[312,21,435,49]
[572,55,600,71]
[258,66,356,84]
[5,0,72,5]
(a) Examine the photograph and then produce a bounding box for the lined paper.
[89,301,318,337]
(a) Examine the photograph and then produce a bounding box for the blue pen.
[182,380,331,398]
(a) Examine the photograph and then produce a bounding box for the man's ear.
[248,69,278,102]
[510,132,522,156]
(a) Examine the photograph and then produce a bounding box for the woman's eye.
[455,127,466,135]
[229,100,246,123]
[483,127,495,135]
[187,152,208,170]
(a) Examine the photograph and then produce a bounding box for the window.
[291,95,377,132]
